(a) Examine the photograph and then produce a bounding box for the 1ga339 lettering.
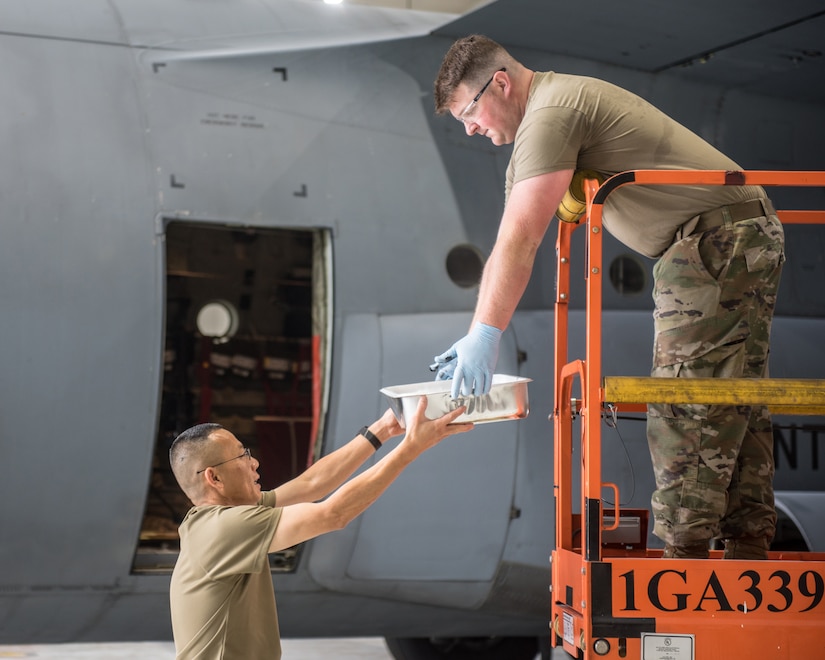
[617,567,824,613]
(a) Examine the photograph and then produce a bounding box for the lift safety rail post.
[549,170,825,660]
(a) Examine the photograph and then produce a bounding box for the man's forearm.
[321,440,420,530]
[269,440,421,551]
[279,417,397,505]
[473,241,535,330]
[472,169,568,330]
[268,402,469,552]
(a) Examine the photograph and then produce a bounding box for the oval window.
[608,255,646,296]
[446,244,485,288]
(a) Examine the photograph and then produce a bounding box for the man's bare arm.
[272,408,403,508]
[473,169,573,330]
[268,400,472,552]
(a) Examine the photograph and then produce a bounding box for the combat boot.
[662,542,709,559]
[723,536,769,560]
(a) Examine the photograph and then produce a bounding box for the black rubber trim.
[593,171,636,205]
[591,562,656,639]
[585,498,601,562]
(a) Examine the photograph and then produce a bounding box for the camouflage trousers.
[647,208,785,548]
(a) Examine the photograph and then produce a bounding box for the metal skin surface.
[0,0,823,653]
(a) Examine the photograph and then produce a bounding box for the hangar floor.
[0,638,561,658]
[0,638,393,659]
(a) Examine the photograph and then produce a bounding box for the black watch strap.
[359,426,382,451]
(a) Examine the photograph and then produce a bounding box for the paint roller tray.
[380,374,531,427]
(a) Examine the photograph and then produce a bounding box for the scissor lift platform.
[549,170,825,660]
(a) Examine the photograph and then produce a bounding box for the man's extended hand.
[431,323,502,399]
[404,396,473,454]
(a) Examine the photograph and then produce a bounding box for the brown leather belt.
[692,198,774,234]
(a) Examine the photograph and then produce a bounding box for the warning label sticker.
[562,611,574,645]
[641,633,694,660]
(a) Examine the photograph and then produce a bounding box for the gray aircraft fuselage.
[1,0,824,649]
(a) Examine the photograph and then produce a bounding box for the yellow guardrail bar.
[603,376,825,415]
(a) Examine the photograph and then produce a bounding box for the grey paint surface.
[0,0,823,646]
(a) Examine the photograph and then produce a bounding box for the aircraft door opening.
[134,221,330,573]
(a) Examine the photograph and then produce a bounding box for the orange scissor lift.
[550,170,825,660]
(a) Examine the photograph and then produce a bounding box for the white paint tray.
[380,374,531,427]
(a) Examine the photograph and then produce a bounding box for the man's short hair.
[433,34,506,114]
[169,423,224,478]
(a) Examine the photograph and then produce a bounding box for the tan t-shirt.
[505,72,766,257]
[170,490,282,659]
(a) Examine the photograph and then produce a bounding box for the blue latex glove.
[431,323,502,399]
[430,349,458,381]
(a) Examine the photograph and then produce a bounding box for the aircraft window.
[608,254,646,296]
[135,222,325,574]
[446,244,484,288]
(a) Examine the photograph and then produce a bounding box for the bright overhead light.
[324,0,343,4]
[196,300,239,344]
